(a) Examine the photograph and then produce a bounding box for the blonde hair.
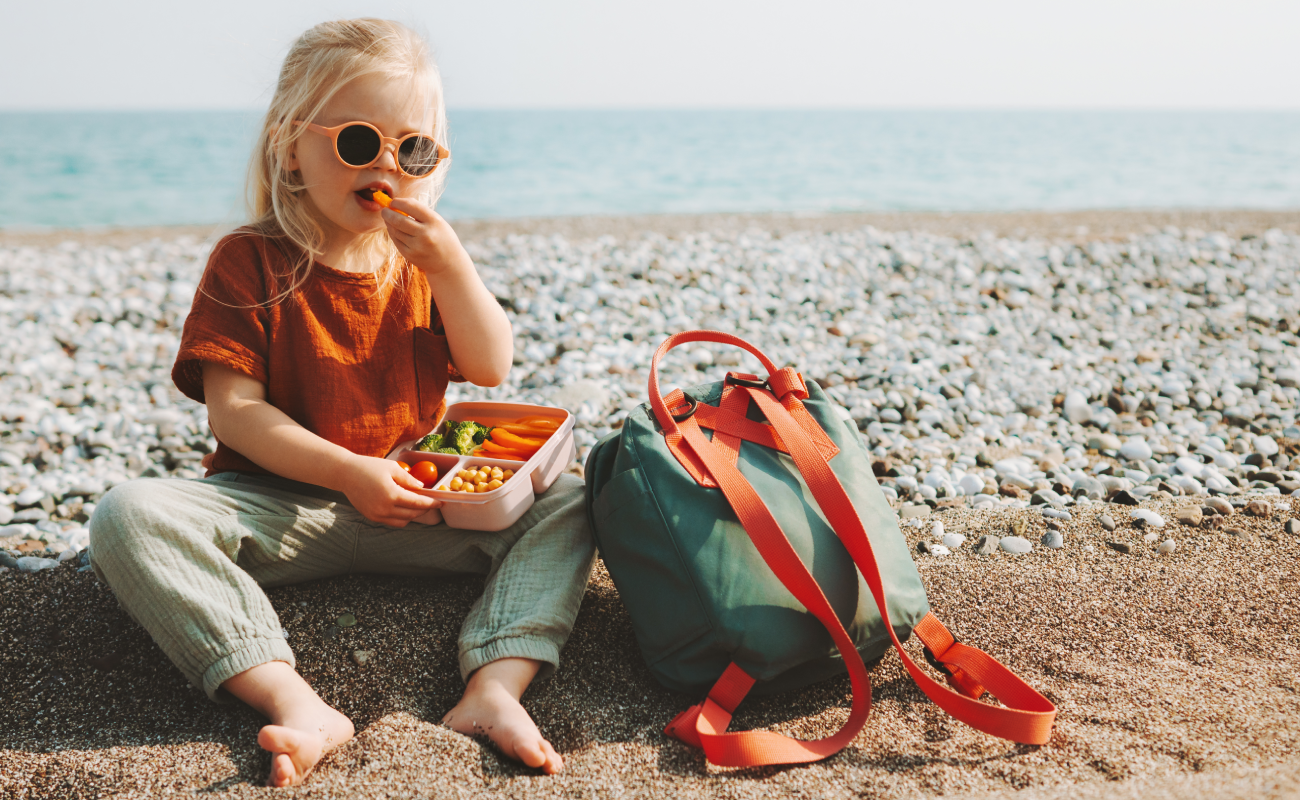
[243,18,449,302]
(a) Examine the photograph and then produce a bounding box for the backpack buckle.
[724,373,770,391]
[670,392,700,422]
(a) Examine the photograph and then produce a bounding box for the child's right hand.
[339,454,441,526]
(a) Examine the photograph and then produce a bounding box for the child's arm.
[382,200,512,386]
[202,362,439,526]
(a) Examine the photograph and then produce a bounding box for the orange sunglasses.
[293,120,449,178]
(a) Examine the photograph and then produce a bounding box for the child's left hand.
[381,198,468,277]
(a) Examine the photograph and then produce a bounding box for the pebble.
[1130,509,1166,528]
[351,650,375,667]
[1041,508,1072,520]
[942,533,966,549]
[1206,497,1234,516]
[0,551,19,570]
[974,535,1000,555]
[1253,436,1280,457]
[1119,438,1153,462]
[15,556,58,572]
[1040,530,1064,549]
[1142,531,1159,542]
[1105,541,1132,554]
[1175,507,1203,527]
[1245,499,1273,518]
[337,613,358,628]
[1225,527,1254,542]
[1000,536,1032,554]
[930,521,945,539]
[1110,490,1139,506]
[1157,539,1177,555]
[916,541,933,555]
[1099,514,1117,532]
[1286,519,1300,536]
[899,505,930,519]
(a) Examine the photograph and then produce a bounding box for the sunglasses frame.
[293,120,449,178]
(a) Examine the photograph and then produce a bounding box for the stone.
[16,556,58,572]
[1042,508,1072,520]
[1088,433,1122,451]
[14,488,44,507]
[0,551,19,570]
[1206,497,1234,516]
[1286,519,1300,536]
[1041,530,1064,549]
[1119,438,1154,462]
[337,613,358,628]
[931,545,951,557]
[1175,507,1203,527]
[1158,481,1183,496]
[1157,539,1176,554]
[916,540,934,555]
[974,535,999,555]
[1253,435,1280,457]
[1071,476,1106,500]
[1253,470,1284,484]
[942,533,966,549]
[1000,536,1032,554]
[1105,541,1132,554]
[1130,509,1166,528]
[957,474,985,495]
[1009,518,1028,537]
[351,650,374,667]
[1099,513,1117,531]
[1245,499,1272,518]
[930,520,945,538]
[1063,391,1091,424]
[1225,527,1254,542]
[1143,531,1159,542]
[1030,489,1065,507]
[1110,490,1139,506]
[899,504,930,519]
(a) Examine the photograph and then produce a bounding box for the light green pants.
[88,471,595,701]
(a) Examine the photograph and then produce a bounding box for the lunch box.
[386,401,577,531]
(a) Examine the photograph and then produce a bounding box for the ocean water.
[1,109,1298,229]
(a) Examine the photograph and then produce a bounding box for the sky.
[2,0,1298,110]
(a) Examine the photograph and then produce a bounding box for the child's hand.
[339,454,441,526]
[381,199,467,277]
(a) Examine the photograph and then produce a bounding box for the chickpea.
[436,485,448,491]
[490,467,504,481]
[485,479,503,491]
[449,476,463,490]
[502,469,514,480]
[460,483,475,493]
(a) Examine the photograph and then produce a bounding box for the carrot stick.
[491,428,548,450]
[480,440,535,459]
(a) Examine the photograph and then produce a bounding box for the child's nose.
[374,142,401,173]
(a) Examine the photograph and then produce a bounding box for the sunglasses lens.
[398,136,442,177]
[336,125,381,167]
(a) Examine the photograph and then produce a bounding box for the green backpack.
[585,331,1055,767]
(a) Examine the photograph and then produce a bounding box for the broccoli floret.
[449,422,479,455]
[435,447,460,455]
[472,424,493,445]
[414,432,442,452]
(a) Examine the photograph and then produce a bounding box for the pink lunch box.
[386,401,577,531]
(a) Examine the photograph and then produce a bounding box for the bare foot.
[442,658,562,774]
[221,661,356,788]
[258,706,355,787]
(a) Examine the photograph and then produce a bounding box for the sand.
[4,209,1300,798]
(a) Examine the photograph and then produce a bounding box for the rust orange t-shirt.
[172,229,462,477]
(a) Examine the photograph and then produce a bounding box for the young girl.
[88,19,594,786]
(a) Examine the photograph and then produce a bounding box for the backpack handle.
[647,331,779,437]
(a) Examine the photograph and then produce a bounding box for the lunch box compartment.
[388,402,576,531]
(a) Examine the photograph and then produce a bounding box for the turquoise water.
[1,110,1298,228]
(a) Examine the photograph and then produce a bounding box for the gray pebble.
[974,535,1000,555]
[337,613,357,628]
[16,556,58,572]
[351,650,374,667]
[1042,508,1072,521]
[1000,536,1032,554]
[1099,514,1117,532]
[1286,519,1300,536]
[1105,541,1132,554]
[0,551,18,570]
[1040,530,1064,549]
[916,540,933,555]
[1206,497,1235,516]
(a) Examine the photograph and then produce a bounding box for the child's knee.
[88,478,175,556]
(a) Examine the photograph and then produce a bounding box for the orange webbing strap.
[744,387,1057,746]
[667,412,875,766]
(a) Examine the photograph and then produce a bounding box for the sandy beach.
[3,208,1300,799]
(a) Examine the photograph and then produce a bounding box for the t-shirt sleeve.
[172,233,273,403]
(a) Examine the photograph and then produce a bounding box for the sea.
[1,110,1298,229]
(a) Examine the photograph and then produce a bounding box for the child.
[88,19,594,786]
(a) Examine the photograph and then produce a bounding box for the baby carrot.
[371,190,412,218]
[479,440,533,460]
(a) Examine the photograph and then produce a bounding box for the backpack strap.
[648,331,1056,766]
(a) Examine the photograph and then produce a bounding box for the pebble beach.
[2,209,1300,799]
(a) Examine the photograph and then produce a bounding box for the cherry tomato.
[397,461,411,471]
[409,460,438,488]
